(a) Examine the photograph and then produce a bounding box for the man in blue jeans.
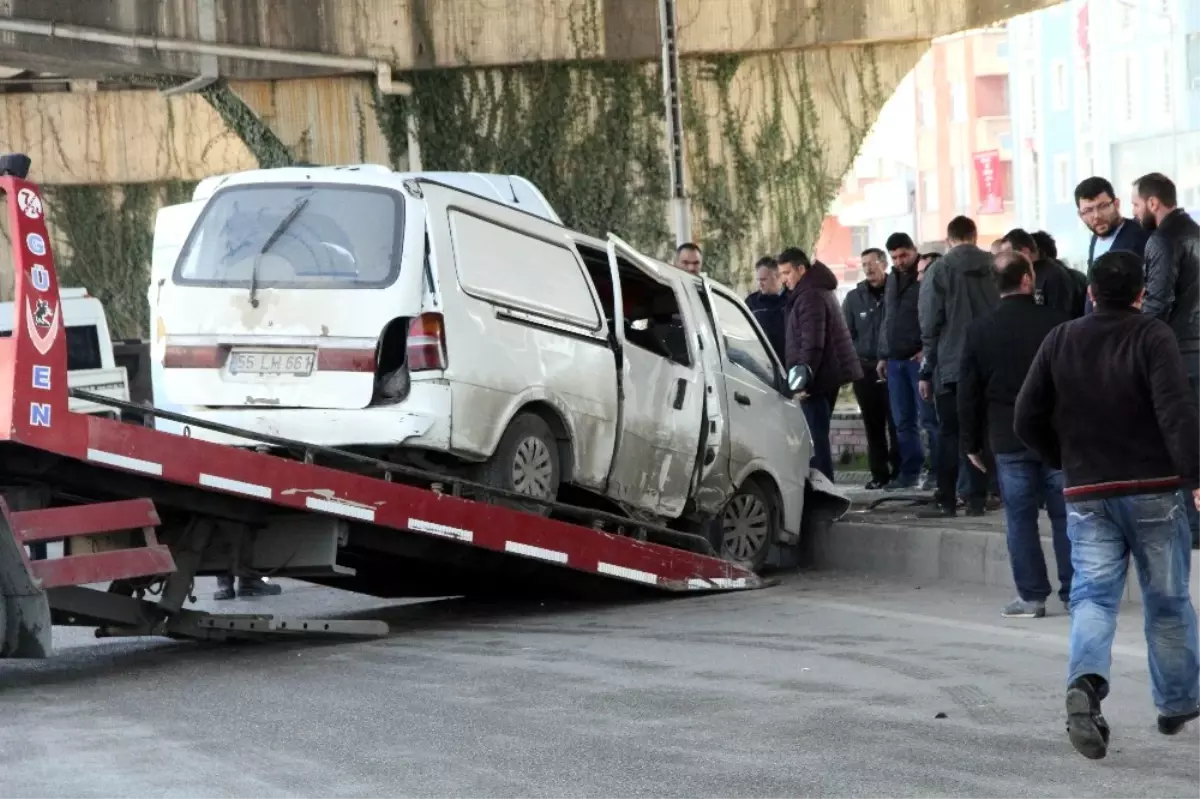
[1015,250,1200,759]
[959,251,1071,618]
[876,233,925,489]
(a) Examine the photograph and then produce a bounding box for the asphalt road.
[1,572,1197,798]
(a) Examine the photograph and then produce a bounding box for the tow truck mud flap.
[0,513,51,658]
[766,472,851,570]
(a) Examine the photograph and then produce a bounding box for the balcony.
[975,116,1013,160]
[971,30,1010,77]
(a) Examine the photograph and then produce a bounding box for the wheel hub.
[721,493,769,561]
[511,436,554,499]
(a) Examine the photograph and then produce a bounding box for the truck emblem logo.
[30,264,50,292]
[25,297,59,355]
[26,232,46,256]
[17,188,43,219]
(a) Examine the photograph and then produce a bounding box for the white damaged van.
[149,167,846,568]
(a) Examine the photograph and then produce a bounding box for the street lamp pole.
[658,0,692,247]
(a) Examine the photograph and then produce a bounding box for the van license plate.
[228,350,316,376]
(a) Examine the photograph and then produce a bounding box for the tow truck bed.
[0,176,761,659]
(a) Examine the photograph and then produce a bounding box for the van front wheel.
[480,412,560,515]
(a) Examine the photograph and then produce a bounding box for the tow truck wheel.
[480,412,560,516]
[719,480,776,571]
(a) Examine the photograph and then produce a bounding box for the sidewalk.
[809,484,1200,605]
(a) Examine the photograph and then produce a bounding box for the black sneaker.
[965,504,986,517]
[1157,708,1200,735]
[916,505,956,519]
[1066,677,1111,760]
[213,585,236,601]
[886,477,918,492]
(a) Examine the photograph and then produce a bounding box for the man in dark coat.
[1076,176,1150,315]
[1014,249,1199,759]
[744,255,789,362]
[918,215,999,517]
[843,248,900,489]
[779,247,863,481]
[960,251,1071,619]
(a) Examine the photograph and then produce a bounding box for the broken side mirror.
[787,364,812,394]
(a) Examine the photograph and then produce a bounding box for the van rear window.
[173,184,403,289]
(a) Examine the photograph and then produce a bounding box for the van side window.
[574,243,690,368]
[709,291,778,390]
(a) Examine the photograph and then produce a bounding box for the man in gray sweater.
[918,215,1000,517]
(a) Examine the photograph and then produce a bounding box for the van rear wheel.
[480,412,560,516]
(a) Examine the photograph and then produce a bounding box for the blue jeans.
[802,391,836,481]
[1067,492,1200,716]
[886,359,925,480]
[994,450,1071,602]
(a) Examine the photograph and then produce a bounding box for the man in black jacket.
[1133,173,1200,548]
[918,216,998,516]
[843,248,899,489]
[1032,230,1087,318]
[745,255,789,362]
[876,233,927,489]
[960,252,1071,619]
[999,228,1080,318]
[1014,250,1200,759]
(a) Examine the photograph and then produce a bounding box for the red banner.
[973,150,1004,215]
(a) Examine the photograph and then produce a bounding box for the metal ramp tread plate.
[0,176,761,598]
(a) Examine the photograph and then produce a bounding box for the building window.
[1080,140,1094,178]
[950,82,967,122]
[954,166,969,211]
[1053,155,1072,204]
[922,172,939,212]
[1120,55,1135,125]
[1051,60,1068,111]
[1076,65,1091,128]
[1026,72,1039,135]
[919,88,936,127]
[1162,48,1174,121]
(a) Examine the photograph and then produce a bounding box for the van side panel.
[423,185,617,490]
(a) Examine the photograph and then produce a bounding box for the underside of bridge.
[0,0,1059,337]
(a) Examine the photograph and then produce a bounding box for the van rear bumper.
[152,381,452,450]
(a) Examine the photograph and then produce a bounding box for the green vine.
[45,181,196,339]
[375,47,885,286]
[197,81,296,168]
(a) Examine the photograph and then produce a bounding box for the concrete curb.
[810,518,1200,606]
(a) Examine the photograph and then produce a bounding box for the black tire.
[479,412,561,516]
[716,479,777,571]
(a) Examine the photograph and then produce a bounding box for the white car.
[149,167,842,567]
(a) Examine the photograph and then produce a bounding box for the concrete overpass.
[0,0,1058,331]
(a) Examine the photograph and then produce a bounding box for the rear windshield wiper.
[248,193,311,308]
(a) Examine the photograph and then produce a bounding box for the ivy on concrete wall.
[375,50,882,287]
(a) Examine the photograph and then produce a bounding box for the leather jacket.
[1142,208,1199,359]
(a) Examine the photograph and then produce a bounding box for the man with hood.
[779,247,863,481]
[918,215,999,517]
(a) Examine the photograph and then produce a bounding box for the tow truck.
[0,166,844,659]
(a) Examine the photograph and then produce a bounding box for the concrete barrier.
[810,512,1200,606]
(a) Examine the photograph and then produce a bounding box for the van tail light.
[406,313,447,371]
[164,345,226,369]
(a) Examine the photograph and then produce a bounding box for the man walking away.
[960,252,1071,618]
[876,233,926,489]
[745,256,789,362]
[1132,172,1200,549]
[1014,250,1200,759]
[1031,231,1086,318]
[918,215,998,517]
[780,248,863,481]
[1076,176,1149,315]
[843,248,900,489]
[999,229,1079,317]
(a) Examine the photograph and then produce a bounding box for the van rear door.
[155,182,426,409]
